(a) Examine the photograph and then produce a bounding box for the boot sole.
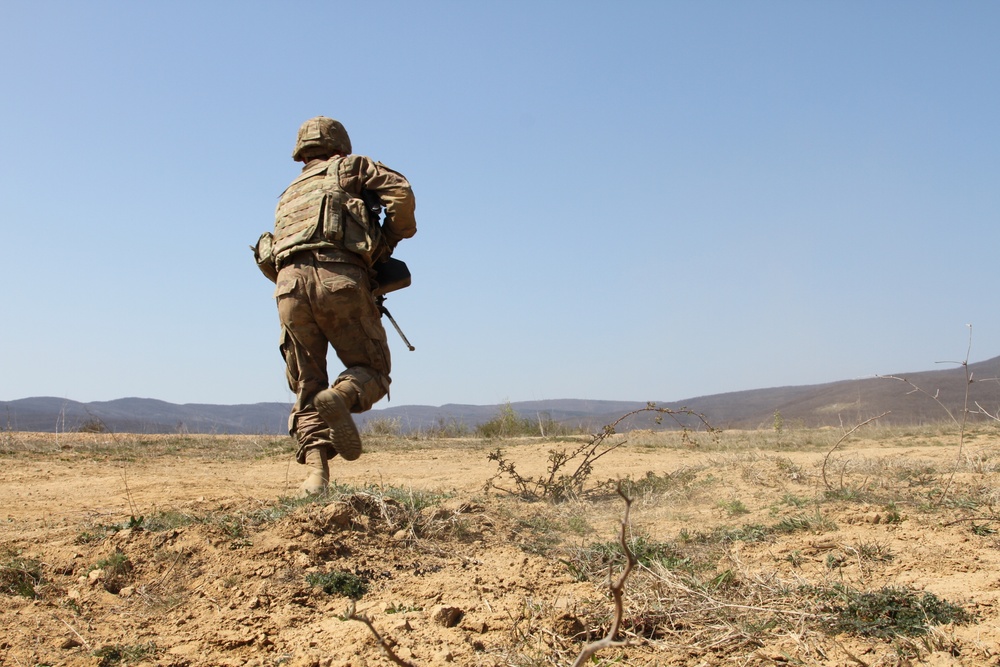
[313,389,363,461]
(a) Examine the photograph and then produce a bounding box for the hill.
[3,355,1000,434]
[675,354,1000,429]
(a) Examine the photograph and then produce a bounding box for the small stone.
[433,605,463,628]
[460,618,488,634]
[319,502,353,529]
[168,643,202,657]
[553,613,584,636]
[553,596,576,610]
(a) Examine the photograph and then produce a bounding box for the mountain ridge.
[4,355,1000,434]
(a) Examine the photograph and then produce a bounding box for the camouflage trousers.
[274,251,391,456]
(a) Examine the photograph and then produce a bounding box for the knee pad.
[334,367,390,412]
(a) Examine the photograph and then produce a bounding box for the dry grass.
[0,430,293,461]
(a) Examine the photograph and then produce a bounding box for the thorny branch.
[49,613,92,651]
[821,413,889,491]
[878,324,975,505]
[570,485,638,667]
[486,403,715,500]
[344,600,415,667]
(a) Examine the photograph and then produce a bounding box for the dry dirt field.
[3,422,1000,666]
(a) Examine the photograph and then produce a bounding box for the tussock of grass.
[93,642,159,667]
[613,467,701,499]
[0,551,42,598]
[93,550,134,594]
[569,534,698,577]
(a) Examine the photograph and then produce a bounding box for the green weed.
[774,512,837,534]
[718,498,750,516]
[882,502,904,524]
[710,524,772,544]
[306,570,368,599]
[812,584,973,638]
[781,493,809,508]
[971,522,997,536]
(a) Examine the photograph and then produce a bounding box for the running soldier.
[253,116,416,494]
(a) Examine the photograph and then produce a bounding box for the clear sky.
[2,1,998,409]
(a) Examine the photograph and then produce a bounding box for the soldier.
[254,116,416,495]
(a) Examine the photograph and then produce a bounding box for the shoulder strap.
[322,156,343,190]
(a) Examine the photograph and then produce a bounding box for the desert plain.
[2,420,1000,666]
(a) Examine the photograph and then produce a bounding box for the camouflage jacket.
[272,154,416,267]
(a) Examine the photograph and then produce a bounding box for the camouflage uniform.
[262,117,416,468]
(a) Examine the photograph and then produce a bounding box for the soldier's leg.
[329,316,391,417]
[311,263,392,459]
[275,264,336,492]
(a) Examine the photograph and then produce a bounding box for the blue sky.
[2,1,998,408]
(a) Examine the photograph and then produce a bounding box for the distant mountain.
[4,356,1000,435]
[0,396,291,435]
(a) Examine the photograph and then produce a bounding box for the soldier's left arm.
[340,156,416,246]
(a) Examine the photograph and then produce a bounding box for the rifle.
[377,294,415,352]
[363,189,416,351]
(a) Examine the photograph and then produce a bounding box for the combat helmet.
[292,116,352,162]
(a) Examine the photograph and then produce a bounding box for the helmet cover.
[292,116,352,161]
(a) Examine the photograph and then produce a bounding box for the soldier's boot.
[313,384,363,461]
[298,445,331,496]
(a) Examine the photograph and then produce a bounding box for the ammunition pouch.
[252,232,279,283]
[342,195,382,265]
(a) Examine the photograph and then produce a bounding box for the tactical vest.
[272,157,381,267]
[272,158,343,264]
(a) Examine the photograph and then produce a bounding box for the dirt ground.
[2,427,1000,666]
